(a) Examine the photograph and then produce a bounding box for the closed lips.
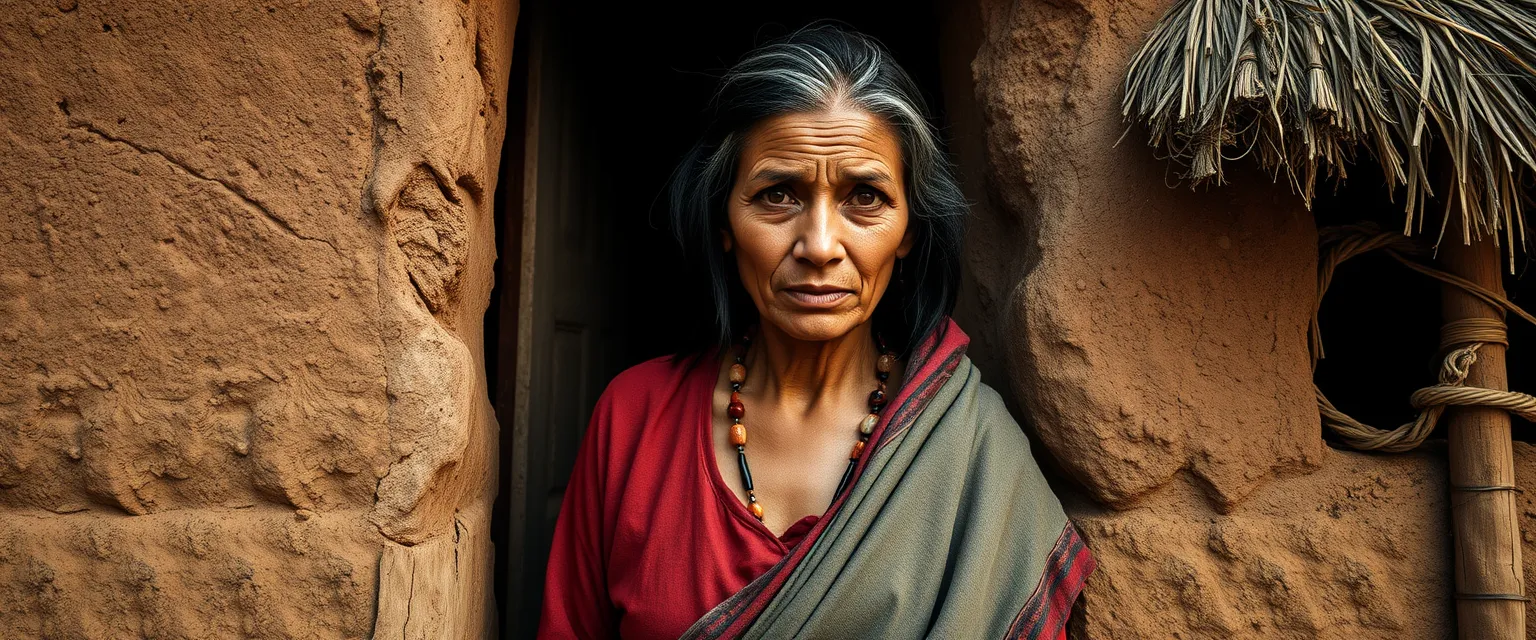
[782,284,854,306]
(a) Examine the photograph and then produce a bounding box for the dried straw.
[1123,0,1536,264]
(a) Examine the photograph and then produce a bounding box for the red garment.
[537,350,818,640]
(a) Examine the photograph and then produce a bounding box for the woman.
[539,26,1093,639]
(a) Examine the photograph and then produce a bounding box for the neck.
[745,320,880,411]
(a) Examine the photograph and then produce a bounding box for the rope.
[1313,223,1536,452]
[1452,484,1525,493]
[1456,593,1534,602]
[1440,317,1509,350]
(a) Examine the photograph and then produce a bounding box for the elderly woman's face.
[725,106,914,343]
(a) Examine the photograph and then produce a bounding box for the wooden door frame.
[496,5,541,636]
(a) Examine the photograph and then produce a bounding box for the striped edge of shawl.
[1005,522,1096,639]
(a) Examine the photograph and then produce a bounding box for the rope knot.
[1313,224,1536,452]
[1441,345,1481,385]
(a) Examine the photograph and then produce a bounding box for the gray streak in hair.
[668,24,967,355]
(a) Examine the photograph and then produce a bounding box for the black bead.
[737,450,754,491]
[833,459,857,498]
[876,371,889,381]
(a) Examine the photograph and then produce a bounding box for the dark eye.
[762,187,794,206]
[849,188,883,208]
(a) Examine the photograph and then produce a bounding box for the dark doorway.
[1310,161,1447,445]
[488,2,954,637]
[1311,159,1536,449]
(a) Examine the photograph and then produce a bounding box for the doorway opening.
[486,2,958,636]
[1311,159,1536,450]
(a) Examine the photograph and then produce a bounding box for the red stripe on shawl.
[686,318,971,639]
[1005,522,1097,639]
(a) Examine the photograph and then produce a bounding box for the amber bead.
[730,423,747,446]
[868,389,886,407]
[749,501,764,520]
[859,413,879,435]
[877,353,896,373]
[849,440,866,459]
[729,363,747,384]
[728,401,745,419]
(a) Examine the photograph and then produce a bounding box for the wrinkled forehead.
[735,107,905,183]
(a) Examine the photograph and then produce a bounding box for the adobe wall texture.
[3,0,1530,638]
[955,0,1535,637]
[0,1,515,637]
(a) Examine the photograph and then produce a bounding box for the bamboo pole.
[1439,227,1526,639]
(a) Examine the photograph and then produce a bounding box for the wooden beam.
[504,12,543,637]
[1439,228,1526,639]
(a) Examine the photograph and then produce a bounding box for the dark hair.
[667,24,966,356]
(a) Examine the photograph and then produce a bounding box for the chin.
[764,311,864,343]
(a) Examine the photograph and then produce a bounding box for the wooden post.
[1440,228,1526,639]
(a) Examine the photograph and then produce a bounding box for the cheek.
[726,216,789,284]
[857,211,911,274]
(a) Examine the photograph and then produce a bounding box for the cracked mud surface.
[953,0,1536,637]
[0,1,514,637]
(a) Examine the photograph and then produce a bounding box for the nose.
[791,194,846,267]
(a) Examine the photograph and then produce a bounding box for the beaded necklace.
[726,331,895,522]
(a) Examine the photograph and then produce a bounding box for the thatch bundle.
[1126,4,1536,626]
[1123,0,1536,258]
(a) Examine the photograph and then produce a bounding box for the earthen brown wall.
[6,1,1534,638]
[952,0,1536,637]
[0,1,515,637]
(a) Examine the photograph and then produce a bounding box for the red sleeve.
[537,385,618,639]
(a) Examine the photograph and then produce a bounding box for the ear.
[895,224,916,259]
[719,228,734,253]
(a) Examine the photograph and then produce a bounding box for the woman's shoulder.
[584,352,716,458]
[591,351,719,428]
[957,360,1033,451]
[602,352,712,401]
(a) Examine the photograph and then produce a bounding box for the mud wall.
[950,0,1535,637]
[0,1,515,637]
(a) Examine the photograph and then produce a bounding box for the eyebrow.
[743,164,897,186]
[839,167,895,184]
[744,166,810,185]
